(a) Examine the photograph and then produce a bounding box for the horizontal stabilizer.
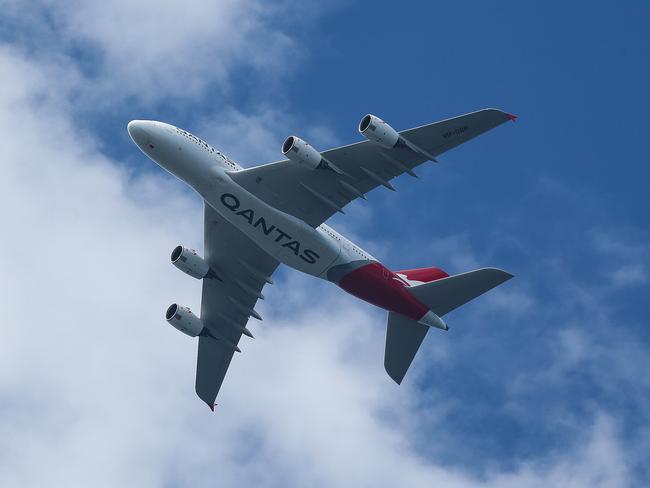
[407,267,513,316]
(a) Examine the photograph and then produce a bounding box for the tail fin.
[407,267,513,316]
[384,267,513,384]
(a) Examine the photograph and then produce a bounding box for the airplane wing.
[196,203,279,408]
[229,108,515,227]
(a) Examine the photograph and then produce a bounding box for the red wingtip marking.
[507,113,518,122]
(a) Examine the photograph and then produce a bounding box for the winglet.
[209,403,216,412]
[507,113,518,122]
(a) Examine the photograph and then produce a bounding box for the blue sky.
[1,1,648,486]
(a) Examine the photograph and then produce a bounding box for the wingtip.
[507,113,518,122]
[495,268,515,280]
[209,403,216,412]
[480,267,515,282]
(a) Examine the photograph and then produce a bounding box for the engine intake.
[281,136,323,170]
[358,114,400,149]
[171,245,210,279]
[165,303,204,337]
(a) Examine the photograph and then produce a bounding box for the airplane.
[128,109,516,410]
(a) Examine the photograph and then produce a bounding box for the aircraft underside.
[127,108,516,408]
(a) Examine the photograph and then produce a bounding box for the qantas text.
[220,193,320,264]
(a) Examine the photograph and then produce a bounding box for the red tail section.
[395,266,449,284]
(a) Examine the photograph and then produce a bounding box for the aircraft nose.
[127,120,154,147]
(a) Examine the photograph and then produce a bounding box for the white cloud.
[0,0,331,106]
[424,233,481,272]
[487,415,629,488]
[592,231,649,289]
[0,45,202,487]
[609,263,648,287]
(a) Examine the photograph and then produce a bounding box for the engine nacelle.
[171,245,210,279]
[282,136,323,170]
[165,303,204,337]
[358,114,400,149]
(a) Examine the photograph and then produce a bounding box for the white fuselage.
[127,120,371,279]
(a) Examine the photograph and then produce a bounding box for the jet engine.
[165,303,204,337]
[282,136,323,170]
[358,114,400,149]
[171,245,210,279]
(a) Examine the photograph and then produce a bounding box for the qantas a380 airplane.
[128,109,515,409]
